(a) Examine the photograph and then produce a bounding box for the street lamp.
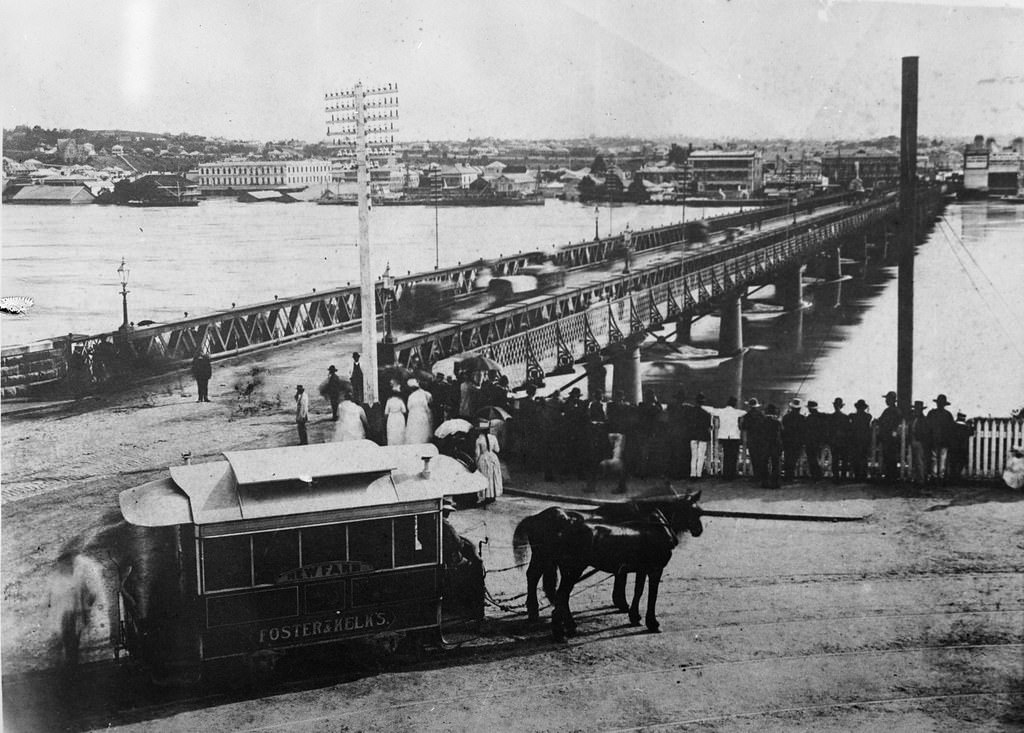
[117,257,130,334]
[381,263,395,344]
[594,205,600,240]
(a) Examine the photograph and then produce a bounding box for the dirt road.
[2,340,1023,731]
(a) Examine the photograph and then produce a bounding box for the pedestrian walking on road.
[322,365,344,421]
[349,353,364,405]
[191,350,212,403]
[849,399,873,481]
[874,391,902,483]
[295,385,310,445]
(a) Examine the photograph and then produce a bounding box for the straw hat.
[442,498,457,513]
[788,398,802,409]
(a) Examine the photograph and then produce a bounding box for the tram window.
[394,514,438,567]
[204,535,252,591]
[347,519,393,570]
[301,524,347,565]
[253,530,299,585]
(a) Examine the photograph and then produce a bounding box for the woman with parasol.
[405,377,434,444]
[332,390,368,442]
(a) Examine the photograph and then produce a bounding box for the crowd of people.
[181,345,1012,491]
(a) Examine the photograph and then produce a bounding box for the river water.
[2,198,1021,415]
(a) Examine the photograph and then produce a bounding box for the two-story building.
[194,159,334,198]
[819,148,899,191]
[688,149,764,196]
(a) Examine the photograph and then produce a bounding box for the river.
[2,198,1022,416]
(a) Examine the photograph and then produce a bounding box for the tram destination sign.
[276,560,374,583]
[257,609,395,645]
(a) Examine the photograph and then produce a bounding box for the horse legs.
[628,572,647,627]
[644,567,664,633]
[525,559,542,624]
[611,571,630,612]
[551,565,584,642]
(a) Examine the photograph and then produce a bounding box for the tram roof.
[119,441,486,527]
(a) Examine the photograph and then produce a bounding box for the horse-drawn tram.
[116,440,486,683]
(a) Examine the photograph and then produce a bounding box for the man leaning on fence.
[874,391,902,484]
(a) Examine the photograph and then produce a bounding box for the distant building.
[688,149,764,195]
[961,135,1024,197]
[819,148,898,191]
[195,158,333,196]
[8,184,95,205]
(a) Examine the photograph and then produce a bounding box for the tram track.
[224,643,1024,732]
[7,604,1021,731]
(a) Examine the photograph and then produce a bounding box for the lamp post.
[382,263,395,345]
[117,257,130,336]
[594,205,600,240]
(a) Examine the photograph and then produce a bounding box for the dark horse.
[513,492,702,641]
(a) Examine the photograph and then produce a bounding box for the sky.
[2,0,1022,143]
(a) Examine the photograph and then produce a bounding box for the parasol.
[476,406,512,422]
[434,418,474,439]
[458,355,503,373]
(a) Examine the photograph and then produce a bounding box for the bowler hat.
[956,412,967,420]
[854,399,868,410]
[833,397,845,407]
[934,394,950,406]
[806,400,819,409]
[328,365,337,373]
[912,400,925,409]
[442,498,457,513]
[883,391,897,401]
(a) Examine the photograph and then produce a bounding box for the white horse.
[598,432,628,492]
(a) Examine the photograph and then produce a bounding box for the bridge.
[1,190,943,401]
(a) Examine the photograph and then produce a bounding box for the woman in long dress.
[385,387,407,446]
[475,420,503,503]
[405,378,434,444]
[333,392,368,442]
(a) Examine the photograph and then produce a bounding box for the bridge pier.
[774,263,805,311]
[611,345,642,405]
[825,246,843,281]
[717,291,744,356]
[674,315,692,344]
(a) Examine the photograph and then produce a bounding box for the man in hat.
[349,353,364,405]
[874,391,902,484]
[739,398,766,482]
[849,399,873,481]
[803,400,827,479]
[683,392,712,480]
[827,398,851,483]
[761,404,783,489]
[191,349,212,403]
[909,400,931,486]
[322,365,344,421]
[950,412,975,481]
[781,398,805,481]
[294,385,309,445]
[927,394,957,484]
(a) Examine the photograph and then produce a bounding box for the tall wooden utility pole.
[897,57,918,415]
[325,82,398,406]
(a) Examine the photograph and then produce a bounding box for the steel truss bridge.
[61,190,943,390]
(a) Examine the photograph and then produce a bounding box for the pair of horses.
[512,491,703,642]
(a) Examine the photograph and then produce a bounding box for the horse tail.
[512,516,534,569]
